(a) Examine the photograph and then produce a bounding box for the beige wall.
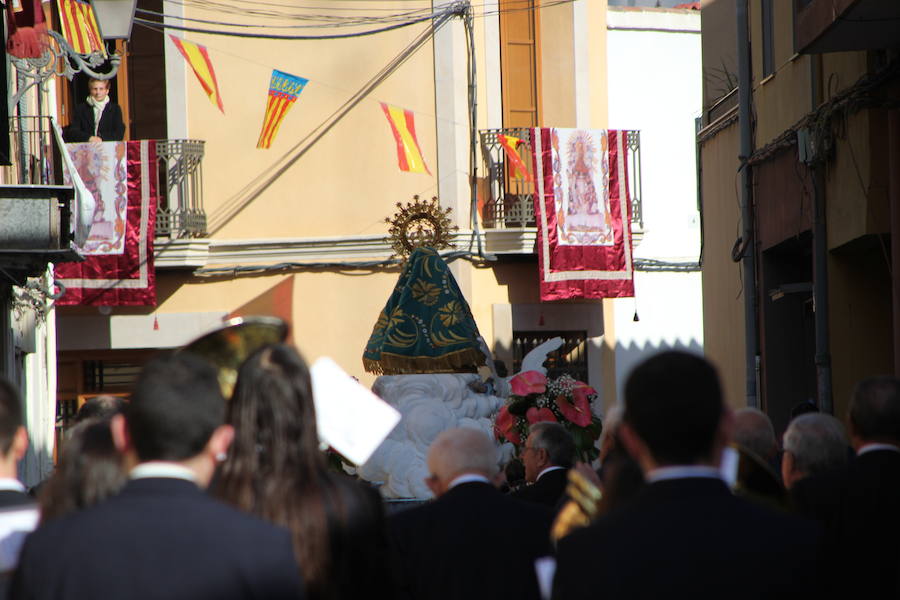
[699,121,745,408]
[181,2,440,240]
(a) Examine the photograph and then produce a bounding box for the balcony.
[4,116,207,240]
[796,0,900,54]
[0,116,79,283]
[478,128,643,254]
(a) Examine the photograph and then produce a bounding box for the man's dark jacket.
[389,481,552,600]
[11,477,304,600]
[64,102,125,143]
[553,477,823,600]
[510,468,568,509]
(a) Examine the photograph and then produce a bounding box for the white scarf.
[85,95,110,136]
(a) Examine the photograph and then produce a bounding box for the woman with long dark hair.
[39,418,127,522]
[214,344,391,600]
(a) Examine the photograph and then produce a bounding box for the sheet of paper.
[310,357,401,465]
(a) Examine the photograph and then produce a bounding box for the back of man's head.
[127,353,224,462]
[427,428,497,493]
[0,378,22,456]
[782,413,847,483]
[529,422,575,469]
[624,351,724,466]
[849,376,900,446]
[732,408,777,460]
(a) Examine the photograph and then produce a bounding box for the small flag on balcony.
[497,134,533,183]
[56,0,104,56]
[257,70,308,149]
[5,0,48,59]
[380,103,429,175]
[170,36,224,113]
[530,128,634,300]
[55,140,159,306]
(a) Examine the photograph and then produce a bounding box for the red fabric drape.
[531,128,635,301]
[55,140,158,306]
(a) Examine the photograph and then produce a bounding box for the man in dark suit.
[389,427,553,600]
[825,376,900,597]
[0,378,38,583]
[511,421,573,508]
[11,353,304,600]
[553,351,822,600]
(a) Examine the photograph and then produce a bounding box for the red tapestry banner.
[531,128,634,301]
[55,140,158,306]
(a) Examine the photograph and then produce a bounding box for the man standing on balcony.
[63,78,125,143]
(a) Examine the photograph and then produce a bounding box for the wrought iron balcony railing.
[2,115,59,186]
[2,118,207,240]
[479,128,643,230]
[155,139,207,239]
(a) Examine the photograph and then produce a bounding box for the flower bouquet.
[494,371,603,462]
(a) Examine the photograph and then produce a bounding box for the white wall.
[606,8,705,400]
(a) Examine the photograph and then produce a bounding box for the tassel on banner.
[538,311,545,326]
[153,316,159,331]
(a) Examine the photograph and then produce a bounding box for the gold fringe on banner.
[363,347,485,375]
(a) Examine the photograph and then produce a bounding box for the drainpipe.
[809,56,833,413]
[736,0,758,408]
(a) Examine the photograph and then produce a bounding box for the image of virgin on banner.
[531,128,635,301]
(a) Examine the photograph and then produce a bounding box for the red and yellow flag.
[380,103,429,175]
[498,134,533,183]
[257,70,308,149]
[170,36,224,113]
[56,0,104,56]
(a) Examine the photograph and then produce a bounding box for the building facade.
[699,0,899,432]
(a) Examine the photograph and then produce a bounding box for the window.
[761,0,775,78]
[499,0,542,128]
[512,331,589,383]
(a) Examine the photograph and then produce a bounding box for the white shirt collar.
[0,478,25,493]
[536,466,566,481]
[646,465,723,484]
[448,474,490,489]
[857,443,900,456]
[130,462,197,483]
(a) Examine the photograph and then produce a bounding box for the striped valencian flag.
[169,36,224,113]
[380,103,430,175]
[56,0,104,56]
[257,70,308,149]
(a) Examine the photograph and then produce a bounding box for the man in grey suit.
[11,353,303,600]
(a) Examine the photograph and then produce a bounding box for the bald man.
[388,428,552,600]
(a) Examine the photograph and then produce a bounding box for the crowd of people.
[0,347,897,599]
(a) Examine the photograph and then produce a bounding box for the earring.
[215,452,227,463]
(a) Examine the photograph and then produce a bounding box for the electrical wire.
[138,0,575,39]
[133,10,443,40]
